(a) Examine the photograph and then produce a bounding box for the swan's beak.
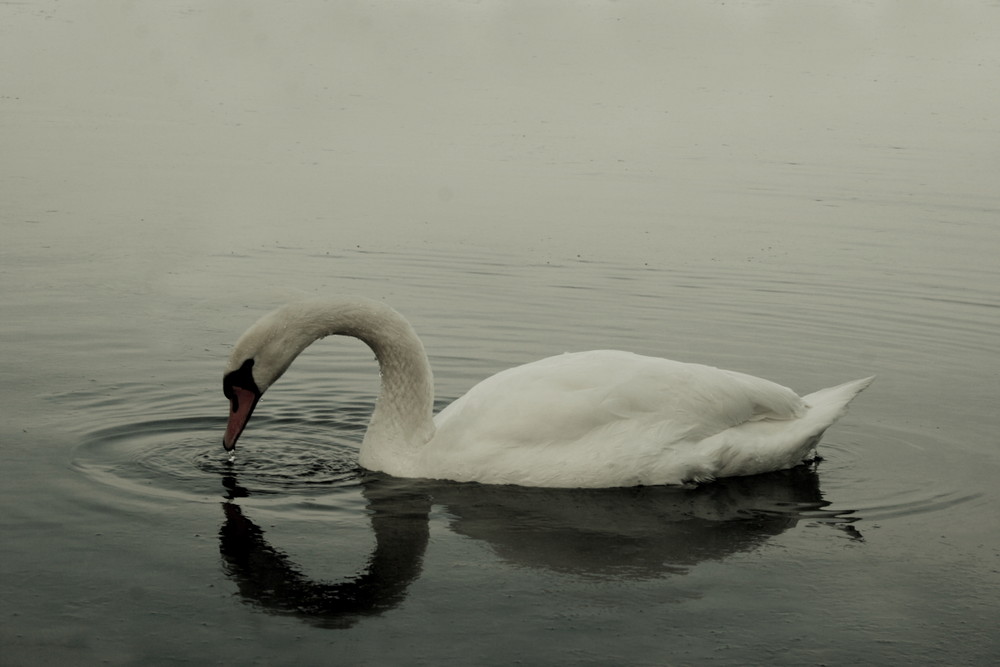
[224,385,260,451]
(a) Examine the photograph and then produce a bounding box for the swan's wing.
[433,350,805,449]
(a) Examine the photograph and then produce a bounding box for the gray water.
[2,2,999,664]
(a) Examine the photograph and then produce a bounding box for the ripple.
[72,414,980,524]
[812,426,983,523]
[73,414,365,502]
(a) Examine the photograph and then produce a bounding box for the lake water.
[2,1,999,664]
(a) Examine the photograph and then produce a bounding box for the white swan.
[222,296,873,488]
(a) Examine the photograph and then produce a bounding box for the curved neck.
[314,298,436,472]
[231,297,436,474]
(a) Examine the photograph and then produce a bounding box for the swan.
[222,296,873,488]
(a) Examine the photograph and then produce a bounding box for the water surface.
[2,2,999,664]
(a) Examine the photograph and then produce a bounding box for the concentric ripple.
[73,414,365,502]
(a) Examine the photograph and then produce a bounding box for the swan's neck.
[232,297,436,474]
[319,299,436,473]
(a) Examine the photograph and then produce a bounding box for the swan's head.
[222,304,320,450]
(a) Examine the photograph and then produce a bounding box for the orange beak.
[224,385,260,451]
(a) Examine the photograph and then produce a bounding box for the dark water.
[3,2,999,665]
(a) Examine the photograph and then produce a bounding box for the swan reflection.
[219,477,430,629]
[219,466,860,628]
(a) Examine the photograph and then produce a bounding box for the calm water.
[3,2,999,665]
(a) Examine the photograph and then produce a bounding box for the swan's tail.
[697,376,874,482]
[802,376,876,424]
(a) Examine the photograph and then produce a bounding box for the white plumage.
[222,297,873,488]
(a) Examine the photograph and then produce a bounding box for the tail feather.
[802,376,876,423]
[704,375,874,480]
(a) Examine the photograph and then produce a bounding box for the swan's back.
[417,351,870,487]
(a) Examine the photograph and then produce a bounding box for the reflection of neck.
[218,480,430,628]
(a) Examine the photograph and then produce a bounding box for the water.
[3,1,999,664]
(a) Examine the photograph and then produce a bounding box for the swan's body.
[223,297,873,488]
